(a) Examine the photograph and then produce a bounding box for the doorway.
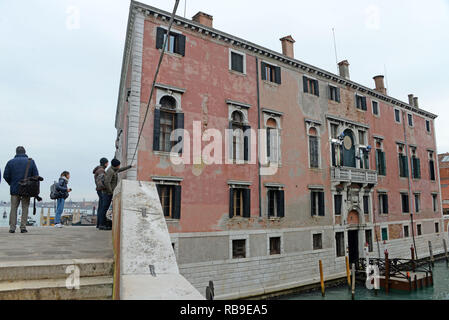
[348,230,359,265]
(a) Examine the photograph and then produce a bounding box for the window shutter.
[156,27,166,49]
[243,189,251,218]
[311,192,316,216]
[277,190,285,218]
[404,156,409,177]
[153,109,161,151]
[275,66,282,84]
[303,76,308,93]
[430,160,435,180]
[335,195,342,215]
[175,113,185,154]
[381,152,386,176]
[336,87,341,102]
[243,126,251,162]
[318,192,325,216]
[417,158,421,178]
[266,129,271,159]
[314,80,319,97]
[261,63,267,81]
[176,34,186,56]
[173,186,182,219]
[362,97,367,111]
[229,188,234,219]
[309,136,319,168]
[383,195,389,214]
[376,150,380,173]
[156,185,162,201]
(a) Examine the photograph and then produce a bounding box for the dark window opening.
[433,194,438,212]
[270,237,281,255]
[336,232,345,257]
[311,191,325,217]
[412,156,421,179]
[232,239,246,259]
[426,120,431,133]
[363,196,370,214]
[156,184,181,220]
[372,101,379,115]
[329,86,340,102]
[229,188,250,219]
[303,76,319,96]
[231,52,244,73]
[399,154,409,178]
[435,223,440,233]
[365,230,373,252]
[309,135,319,168]
[261,63,281,84]
[268,189,285,218]
[313,233,323,250]
[379,194,389,214]
[404,226,409,238]
[376,149,386,176]
[356,95,367,111]
[156,27,186,56]
[381,228,388,241]
[334,194,343,216]
[401,194,410,214]
[408,114,414,127]
[395,109,401,122]
[415,194,420,213]
[429,159,436,181]
[417,224,422,236]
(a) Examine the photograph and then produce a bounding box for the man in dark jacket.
[93,158,108,228]
[98,159,132,231]
[4,147,39,233]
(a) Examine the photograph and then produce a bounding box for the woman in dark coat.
[55,171,72,228]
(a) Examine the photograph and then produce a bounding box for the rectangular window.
[356,95,367,111]
[408,114,414,127]
[379,194,389,214]
[395,109,401,123]
[336,232,345,257]
[232,239,246,259]
[311,191,325,217]
[269,237,281,255]
[230,51,245,74]
[329,85,340,102]
[160,111,176,152]
[266,127,280,163]
[303,76,319,96]
[156,27,186,56]
[417,224,422,236]
[313,233,323,250]
[229,188,251,218]
[429,158,436,181]
[334,194,343,216]
[426,120,431,133]
[261,62,281,84]
[309,136,319,168]
[156,184,182,220]
[412,156,421,179]
[433,194,438,212]
[365,230,373,252]
[372,101,379,116]
[435,223,440,234]
[267,189,285,218]
[331,124,339,139]
[376,149,387,176]
[401,194,410,214]
[404,225,410,238]
[381,227,389,241]
[415,194,420,213]
[358,131,366,145]
[399,154,409,178]
[363,195,370,214]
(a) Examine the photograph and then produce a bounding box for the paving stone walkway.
[0,227,113,262]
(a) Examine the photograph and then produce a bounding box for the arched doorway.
[343,129,356,168]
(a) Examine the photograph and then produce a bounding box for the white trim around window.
[372,100,380,117]
[229,48,246,74]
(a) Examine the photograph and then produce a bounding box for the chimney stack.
[373,75,387,95]
[338,60,350,80]
[408,94,415,106]
[192,12,213,28]
[413,97,419,108]
[280,35,295,59]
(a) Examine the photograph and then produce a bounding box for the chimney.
[338,60,350,79]
[413,97,419,108]
[192,11,213,28]
[408,94,415,106]
[280,35,295,59]
[373,75,387,95]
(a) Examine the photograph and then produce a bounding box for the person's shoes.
[99,226,106,230]
[105,226,112,231]
[55,224,63,228]
[20,229,28,233]
[9,230,15,234]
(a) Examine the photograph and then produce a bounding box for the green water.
[285,260,449,300]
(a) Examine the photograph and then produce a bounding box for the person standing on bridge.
[93,158,108,229]
[99,159,133,231]
[3,147,39,234]
[54,171,72,228]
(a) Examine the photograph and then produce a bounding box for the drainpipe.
[256,57,262,218]
[402,110,419,259]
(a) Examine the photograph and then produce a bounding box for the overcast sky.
[0,0,448,202]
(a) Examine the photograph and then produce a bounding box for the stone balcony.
[331,167,378,185]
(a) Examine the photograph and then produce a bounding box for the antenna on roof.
[184,0,187,18]
[332,28,339,73]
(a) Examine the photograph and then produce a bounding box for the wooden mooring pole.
[351,263,356,300]
[385,250,390,295]
[345,256,351,289]
[411,245,416,272]
[443,239,448,263]
[428,241,434,267]
[319,260,325,297]
[47,208,50,227]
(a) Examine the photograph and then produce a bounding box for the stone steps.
[0,259,114,300]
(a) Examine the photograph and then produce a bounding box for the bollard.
[411,246,416,272]
[428,241,434,267]
[319,260,325,297]
[384,250,390,295]
[414,275,418,290]
[443,239,449,263]
[407,272,412,292]
[345,256,351,289]
[351,263,356,300]
[40,207,44,226]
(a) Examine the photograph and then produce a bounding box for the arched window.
[160,95,177,110]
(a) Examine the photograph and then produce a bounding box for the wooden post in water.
[47,208,50,226]
[443,239,448,263]
[345,256,351,289]
[428,241,434,267]
[40,207,44,226]
[414,274,418,290]
[351,263,356,300]
[411,245,416,272]
[319,260,325,297]
[384,250,390,295]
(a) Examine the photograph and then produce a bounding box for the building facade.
[438,154,449,219]
[115,1,448,299]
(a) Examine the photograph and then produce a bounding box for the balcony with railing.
[331,167,378,185]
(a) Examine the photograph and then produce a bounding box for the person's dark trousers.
[96,190,103,228]
[98,192,112,229]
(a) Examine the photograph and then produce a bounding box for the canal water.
[285,260,449,300]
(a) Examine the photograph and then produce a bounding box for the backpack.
[50,181,59,200]
[18,158,43,198]
[95,171,106,191]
